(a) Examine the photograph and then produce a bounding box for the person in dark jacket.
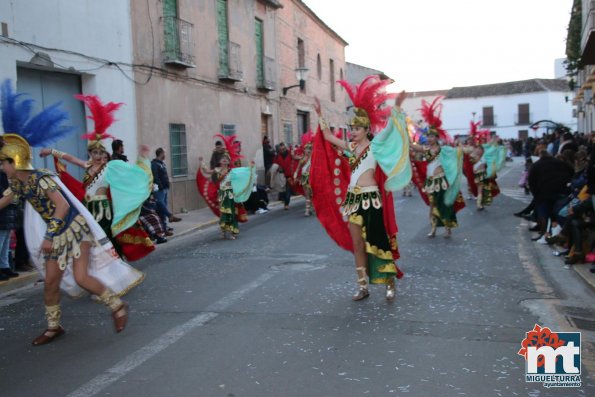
[262,136,275,175]
[528,150,574,238]
[151,148,181,230]
[0,171,19,280]
[209,141,226,170]
[111,139,128,162]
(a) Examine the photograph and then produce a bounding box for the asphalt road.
[1,159,594,397]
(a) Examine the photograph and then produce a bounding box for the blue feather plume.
[1,79,75,147]
[22,102,75,147]
[1,79,34,134]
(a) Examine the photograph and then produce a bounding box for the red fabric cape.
[410,157,430,205]
[196,170,221,217]
[53,157,85,202]
[310,128,403,278]
[463,153,478,197]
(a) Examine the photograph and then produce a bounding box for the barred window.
[169,123,188,177]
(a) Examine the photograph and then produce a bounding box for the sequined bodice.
[348,144,377,187]
[9,170,61,222]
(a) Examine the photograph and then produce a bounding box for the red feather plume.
[214,134,243,166]
[301,130,314,147]
[420,96,452,144]
[468,121,491,144]
[338,75,397,134]
[75,94,123,142]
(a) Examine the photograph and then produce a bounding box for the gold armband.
[318,117,329,131]
[51,149,65,159]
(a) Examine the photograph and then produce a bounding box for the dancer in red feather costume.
[311,75,411,302]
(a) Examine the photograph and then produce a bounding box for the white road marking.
[66,271,276,397]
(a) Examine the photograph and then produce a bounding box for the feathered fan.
[1,79,75,147]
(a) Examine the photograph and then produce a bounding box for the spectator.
[273,142,294,210]
[209,141,226,170]
[0,170,19,280]
[151,148,181,231]
[111,139,128,162]
[138,196,168,244]
[528,150,574,240]
[262,136,276,175]
[558,131,578,155]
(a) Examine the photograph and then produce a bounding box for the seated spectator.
[139,195,168,244]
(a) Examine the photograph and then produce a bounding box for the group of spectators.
[514,127,595,273]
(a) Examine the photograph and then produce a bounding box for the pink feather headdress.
[468,121,491,145]
[75,94,123,151]
[420,96,451,144]
[338,75,396,134]
[214,134,243,166]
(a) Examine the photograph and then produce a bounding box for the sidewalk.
[0,197,302,297]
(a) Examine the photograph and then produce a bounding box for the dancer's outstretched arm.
[40,148,88,168]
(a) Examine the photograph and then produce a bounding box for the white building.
[0,0,137,178]
[402,90,449,125]
[442,79,576,140]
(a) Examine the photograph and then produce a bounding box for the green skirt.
[218,188,239,234]
[342,188,398,285]
[84,197,124,256]
[425,175,458,228]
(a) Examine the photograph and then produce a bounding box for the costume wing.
[370,108,412,192]
[310,127,353,252]
[230,166,256,203]
[196,169,220,217]
[439,146,464,206]
[105,160,151,236]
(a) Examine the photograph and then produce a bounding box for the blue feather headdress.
[0,79,75,170]
[1,79,75,147]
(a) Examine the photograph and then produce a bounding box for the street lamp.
[471,111,476,122]
[282,67,309,96]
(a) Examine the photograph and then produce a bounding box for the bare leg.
[476,183,484,211]
[73,242,128,332]
[348,222,369,301]
[32,259,66,345]
[427,207,437,237]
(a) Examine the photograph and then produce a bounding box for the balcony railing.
[514,113,533,125]
[218,41,243,82]
[480,115,497,127]
[257,56,276,91]
[163,16,195,67]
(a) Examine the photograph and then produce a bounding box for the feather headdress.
[214,134,243,166]
[0,79,75,169]
[75,94,123,151]
[301,130,314,148]
[338,75,396,134]
[420,96,451,144]
[468,121,491,145]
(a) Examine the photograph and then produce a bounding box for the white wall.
[442,91,577,140]
[0,0,137,159]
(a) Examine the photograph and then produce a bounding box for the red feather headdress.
[420,96,452,144]
[338,75,396,134]
[75,94,123,151]
[301,130,314,148]
[214,134,242,166]
[468,121,491,145]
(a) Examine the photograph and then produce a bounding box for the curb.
[573,264,595,293]
[0,271,40,298]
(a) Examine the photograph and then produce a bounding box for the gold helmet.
[0,134,34,170]
[349,108,371,130]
